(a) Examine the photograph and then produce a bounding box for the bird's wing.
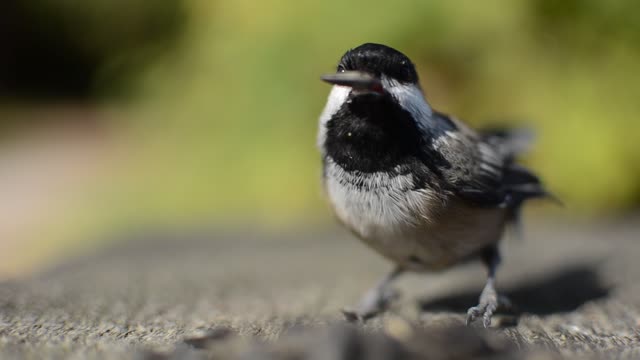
[425,112,551,208]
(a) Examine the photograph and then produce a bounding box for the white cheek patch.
[382,77,459,137]
[384,78,432,118]
[317,85,351,151]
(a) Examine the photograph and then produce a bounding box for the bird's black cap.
[337,43,419,84]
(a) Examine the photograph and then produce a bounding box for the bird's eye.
[337,64,346,72]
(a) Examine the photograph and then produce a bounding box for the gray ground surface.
[1,218,639,359]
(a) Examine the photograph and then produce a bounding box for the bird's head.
[318,44,433,151]
[321,43,420,96]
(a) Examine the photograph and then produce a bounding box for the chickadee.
[318,43,554,327]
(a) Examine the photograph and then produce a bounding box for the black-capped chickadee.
[318,43,555,327]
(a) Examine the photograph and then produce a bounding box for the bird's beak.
[320,71,384,94]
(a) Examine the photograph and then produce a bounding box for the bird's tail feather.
[480,127,536,160]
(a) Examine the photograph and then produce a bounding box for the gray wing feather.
[428,113,552,208]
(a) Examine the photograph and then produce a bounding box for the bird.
[317,43,555,327]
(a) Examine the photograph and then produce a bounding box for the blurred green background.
[1,0,639,276]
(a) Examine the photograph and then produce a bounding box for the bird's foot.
[466,284,499,328]
[341,309,378,322]
[342,287,400,323]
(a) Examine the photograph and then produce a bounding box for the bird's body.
[317,43,553,325]
[325,155,507,271]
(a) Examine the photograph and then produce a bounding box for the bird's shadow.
[418,264,610,317]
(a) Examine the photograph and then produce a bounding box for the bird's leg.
[466,246,501,327]
[342,267,403,322]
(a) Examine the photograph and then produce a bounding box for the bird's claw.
[341,308,378,323]
[465,302,497,327]
[466,285,499,327]
[342,287,399,323]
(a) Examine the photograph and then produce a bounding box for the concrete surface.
[1,218,639,359]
